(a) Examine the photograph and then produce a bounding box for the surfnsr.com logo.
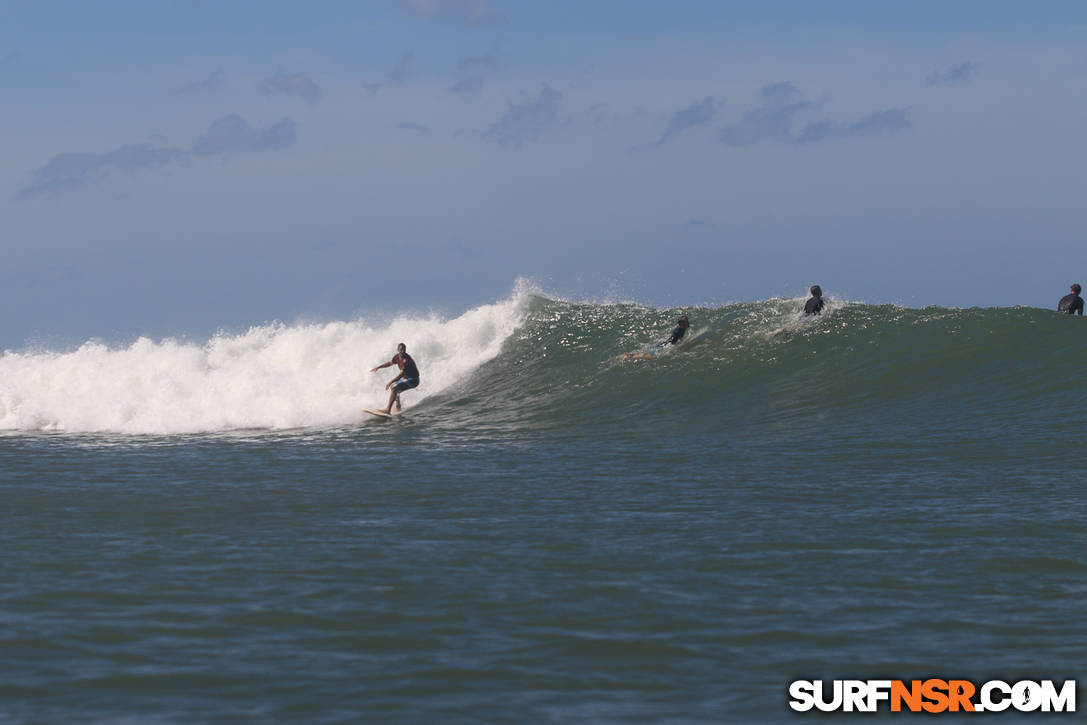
[789,679,1076,713]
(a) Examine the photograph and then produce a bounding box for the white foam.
[0,291,529,434]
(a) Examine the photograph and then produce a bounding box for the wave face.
[438,296,1086,448]
[2,292,1084,438]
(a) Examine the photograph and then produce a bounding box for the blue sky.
[2,0,1086,346]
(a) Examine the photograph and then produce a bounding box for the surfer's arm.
[370,359,394,372]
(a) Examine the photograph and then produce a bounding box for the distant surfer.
[804,285,825,315]
[769,287,825,338]
[1058,283,1084,315]
[370,343,420,414]
[622,315,690,360]
[664,314,691,345]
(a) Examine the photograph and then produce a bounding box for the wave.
[436,295,1087,442]
[2,287,1085,437]
[0,289,529,434]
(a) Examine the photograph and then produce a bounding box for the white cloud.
[926,62,981,87]
[797,108,911,144]
[721,82,818,147]
[191,115,296,156]
[261,72,322,101]
[180,69,225,94]
[21,115,296,197]
[721,82,910,147]
[448,75,485,96]
[645,96,723,149]
[487,86,563,146]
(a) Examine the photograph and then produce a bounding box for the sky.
[2,0,1086,347]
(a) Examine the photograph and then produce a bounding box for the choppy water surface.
[2,295,1085,722]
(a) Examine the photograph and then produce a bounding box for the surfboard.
[363,408,395,419]
[622,327,708,360]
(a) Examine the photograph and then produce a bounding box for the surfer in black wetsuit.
[660,315,690,347]
[804,285,825,315]
[1058,283,1084,315]
[621,315,690,360]
[370,343,420,414]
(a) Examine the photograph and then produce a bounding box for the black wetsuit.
[804,296,825,315]
[664,324,688,345]
[1058,293,1084,315]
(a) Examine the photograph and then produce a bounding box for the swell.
[2,291,1084,438]
[437,297,1087,442]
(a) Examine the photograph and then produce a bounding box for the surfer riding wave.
[370,343,420,414]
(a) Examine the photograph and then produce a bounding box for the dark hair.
[1073,284,1082,294]
[810,285,822,297]
[397,342,406,351]
[678,315,690,327]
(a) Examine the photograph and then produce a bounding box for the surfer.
[622,315,690,360]
[370,343,420,414]
[804,285,825,315]
[1058,283,1084,315]
[664,314,691,346]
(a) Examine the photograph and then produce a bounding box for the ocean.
[1,289,1084,723]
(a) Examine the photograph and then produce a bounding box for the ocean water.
[1,290,1084,723]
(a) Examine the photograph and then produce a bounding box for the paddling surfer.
[804,285,825,315]
[622,315,690,360]
[370,343,420,414]
[770,286,825,338]
[663,315,691,346]
[1058,283,1084,315]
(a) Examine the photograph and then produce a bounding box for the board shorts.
[392,378,419,393]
